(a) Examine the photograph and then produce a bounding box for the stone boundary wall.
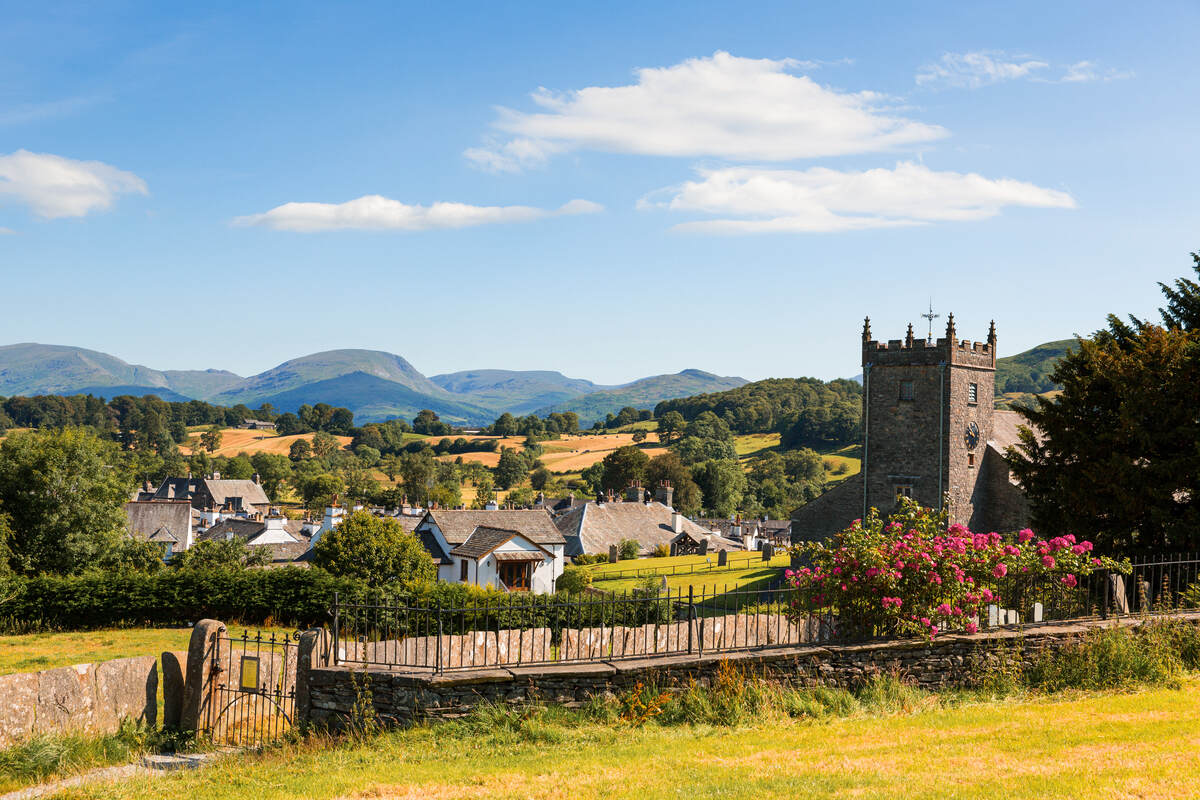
[307,613,1200,728]
[0,656,158,748]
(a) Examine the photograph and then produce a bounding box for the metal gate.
[200,630,299,746]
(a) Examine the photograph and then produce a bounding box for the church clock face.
[964,421,980,450]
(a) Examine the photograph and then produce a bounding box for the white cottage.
[414,509,565,593]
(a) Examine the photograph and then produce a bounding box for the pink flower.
[1061,574,1078,588]
[929,626,939,638]
[1018,529,1035,543]
[936,603,953,616]
[965,621,979,634]
[1092,558,1102,566]
[920,617,931,627]
[881,597,903,609]
[1042,555,1056,569]
[993,563,1008,578]
[981,588,994,602]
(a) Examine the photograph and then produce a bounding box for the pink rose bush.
[786,500,1124,640]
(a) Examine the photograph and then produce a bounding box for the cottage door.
[499,560,531,591]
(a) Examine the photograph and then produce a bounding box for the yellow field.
[180,428,352,457]
[436,432,665,473]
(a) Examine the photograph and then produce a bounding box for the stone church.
[791,315,1031,540]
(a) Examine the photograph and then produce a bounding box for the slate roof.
[420,509,564,546]
[697,518,792,540]
[204,479,271,509]
[789,473,864,543]
[555,501,742,558]
[125,501,191,545]
[418,529,453,566]
[197,517,310,564]
[450,526,523,559]
[989,409,1036,452]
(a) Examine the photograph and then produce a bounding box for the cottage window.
[459,559,469,581]
[968,382,978,404]
[894,484,913,503]
[899,380,915,401]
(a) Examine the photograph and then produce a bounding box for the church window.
[968,453,976,468]
[899,380,915,401]
[968,382,979,404]
[894,484,913,503]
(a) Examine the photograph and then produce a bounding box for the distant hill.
[430,369,605,416]
[0,343,241,399]
[243,371,492,424]
[536,369,748,425]
[995,339,1074,394]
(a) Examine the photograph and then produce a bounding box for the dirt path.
[0,753,218,800]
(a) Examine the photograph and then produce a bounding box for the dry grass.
[179,429,351,457]
[435,433,664,473]
[49,682,1200,800]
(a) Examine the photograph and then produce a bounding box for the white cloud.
[0,227,14,235]
[1061,61,1134,83]
[917,51,1049,88]
[235,195,603,233]
[0,150,147,219]
[466,51,947,171]
[917,51,1132,88]
[641,162,1076,234]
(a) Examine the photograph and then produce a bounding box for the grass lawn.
[594,565,784,595]
[734,432,780,457]
[821,443,861,481]
[0,625,294,676]
[582,553,789,594]
[48,682,1200,799]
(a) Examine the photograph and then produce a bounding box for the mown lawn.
[584,553,790,594]
[593,564,785,595]
[48,682,1200,799]
[0,625,294,676]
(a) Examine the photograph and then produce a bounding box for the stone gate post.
[179,619,226,733]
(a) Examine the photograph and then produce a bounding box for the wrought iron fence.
[198,629,299,746]
[329,555,1200,674]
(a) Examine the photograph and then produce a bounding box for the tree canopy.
[311,511,436,586]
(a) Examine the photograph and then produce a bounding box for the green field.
[0,626,294,676]
[46,681,1200,800]
[583,552,789,594]
[733,432,780,457]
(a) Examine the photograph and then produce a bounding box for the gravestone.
[717,550,728,567]
[763,543,774,561]
[608,545,618,564]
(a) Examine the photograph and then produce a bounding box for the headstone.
[763,543,774,561]
[698,540,709,556]
[987,605,999,627]
[1108,573,1130,614]
[1032,602,1043,623]
[608,544,619,564]
[717,550,728,567]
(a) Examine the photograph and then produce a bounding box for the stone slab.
[34,663,97,735]
[93,655,157,729]
[0,671,38,747]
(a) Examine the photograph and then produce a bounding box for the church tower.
[860,315,997,528]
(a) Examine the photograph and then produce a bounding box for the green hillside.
[430,369,603,415]
[536,369,748,425]
[995,339,1075,394]
[249,371,492,424]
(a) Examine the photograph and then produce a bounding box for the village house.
[555,483,743,558]
[414,509,565,593]
[124,499,194,558]
[198,511,311,565]
[696,517,792,551]
[238,419,276,431]
[141,473,272,527]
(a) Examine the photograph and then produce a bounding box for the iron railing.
[329,556,1200,673]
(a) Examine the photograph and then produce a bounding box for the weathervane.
[920,300,939,343]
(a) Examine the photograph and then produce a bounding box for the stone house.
[147,473,272,527]
[124,499,194,558]
[197,513,311,565]
[790,315,1031,541]
[414,509,565,593]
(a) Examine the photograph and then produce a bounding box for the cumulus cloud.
[465,51,947,171]
[0,150,147,219]
[641,162,1076,234]
[917,51,1131,88]
[235,195,603,232]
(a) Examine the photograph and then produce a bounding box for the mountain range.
[0,343,747,425]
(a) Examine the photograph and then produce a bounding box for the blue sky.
[1,1,1197,385]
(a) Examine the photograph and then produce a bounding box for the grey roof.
[204,479,270,509]
[556,501,742,557]
[990,409,1034,452]
[420,509,564,546]
[125,501,191,544]
[418,529,453,566]
[697,518,791,540]
[449,526,522,559]
[197,518,309,564]
[152,477,202,501]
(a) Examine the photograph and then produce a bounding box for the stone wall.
[0,656,158,747]
[306,615,1195,728]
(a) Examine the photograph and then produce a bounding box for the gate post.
[295,628,331,725]
[180,619,227,733]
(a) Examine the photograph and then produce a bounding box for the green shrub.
[1025,621,1200,692]
[555,565,592,594]
[651,543,671,558]
[618,539,640,560]
[572,554,604,566]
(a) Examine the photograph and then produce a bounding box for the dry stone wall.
[307,615,1196,728]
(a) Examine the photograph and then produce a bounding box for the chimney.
[252,472,261,485]
[211,471,220,480]
[654,481,674,509]
[671,512,684,534]
[485,499,499,511]
[143,479,153,493]
[625,482,645,503]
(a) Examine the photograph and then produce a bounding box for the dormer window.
[899,381,915,402]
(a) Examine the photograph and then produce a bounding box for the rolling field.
[179,428,352,457]
[50,682,1200,799]
[435,432,666,473]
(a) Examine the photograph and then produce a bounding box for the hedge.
[0,568,367,631]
